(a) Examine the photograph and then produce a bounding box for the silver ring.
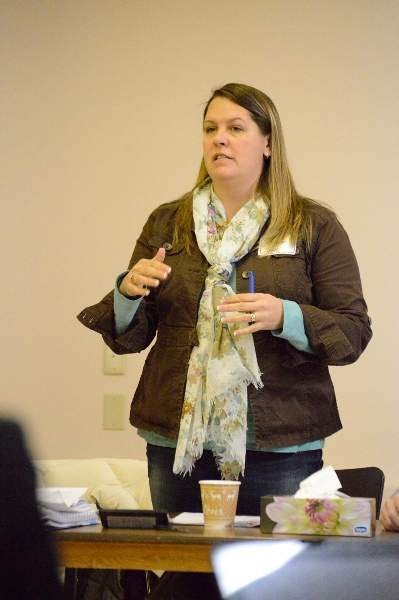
[249,312,256,324]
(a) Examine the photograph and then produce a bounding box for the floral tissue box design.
[260,496,376,537]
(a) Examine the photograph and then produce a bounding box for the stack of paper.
[36,487,100,529]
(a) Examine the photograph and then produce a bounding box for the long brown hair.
[174,83,312,253]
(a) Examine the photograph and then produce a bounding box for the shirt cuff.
[114,272,143,336]
[272,299,313,353]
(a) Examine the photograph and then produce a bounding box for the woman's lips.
[214,153,232,161]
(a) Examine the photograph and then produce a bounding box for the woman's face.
[202,96,270,192]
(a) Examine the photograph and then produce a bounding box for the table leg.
[64,567,78,599]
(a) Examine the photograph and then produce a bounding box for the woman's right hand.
[119,247,171,298]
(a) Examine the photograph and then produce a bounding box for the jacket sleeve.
[76,213,160,355]
[300,211,372,366]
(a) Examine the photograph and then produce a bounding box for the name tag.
[258,237,297,257]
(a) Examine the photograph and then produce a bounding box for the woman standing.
[78,82,372,597]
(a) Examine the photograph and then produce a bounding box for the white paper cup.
[199,480,241,529]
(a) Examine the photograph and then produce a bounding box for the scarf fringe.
[214,452,245,480]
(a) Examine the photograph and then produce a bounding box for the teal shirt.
[114,270,324,453]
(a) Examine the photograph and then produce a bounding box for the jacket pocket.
[271,249,311,302]
[131,342,192,433]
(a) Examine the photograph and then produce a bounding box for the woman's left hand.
[218,293,284,336]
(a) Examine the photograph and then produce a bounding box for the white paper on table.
[41,502,100,529]
[36,487,87,509]
[169,512,260,528]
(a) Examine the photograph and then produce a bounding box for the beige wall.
[1,1,398,496]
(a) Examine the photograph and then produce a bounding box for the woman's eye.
[231,126,243,132]
[204,126,216,133]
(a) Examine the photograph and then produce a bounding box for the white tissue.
[294,466,348,499]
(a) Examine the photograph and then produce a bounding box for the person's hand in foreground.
[380,495,399,531]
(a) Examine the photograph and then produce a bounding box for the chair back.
[335,467,385,518]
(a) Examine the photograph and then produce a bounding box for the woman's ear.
[264,136,271,158]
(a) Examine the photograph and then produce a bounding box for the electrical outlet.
[103,345,126,375]
[102,393,126,430]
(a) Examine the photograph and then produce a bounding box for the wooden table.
[55,523,395,598]
[57,523,278,573]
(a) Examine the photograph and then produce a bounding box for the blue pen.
[248,271,255,293]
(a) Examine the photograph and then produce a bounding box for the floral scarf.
[172,183,269,480]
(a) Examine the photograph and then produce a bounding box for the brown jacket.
[77,199,372,448]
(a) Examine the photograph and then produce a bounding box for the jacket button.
[162,242,172,251]
[241,271,250,279]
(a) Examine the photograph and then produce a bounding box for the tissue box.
[260,496,376,537]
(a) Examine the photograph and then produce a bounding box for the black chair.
[335,467,385,518]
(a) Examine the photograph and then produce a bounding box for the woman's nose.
[214,129,228,146]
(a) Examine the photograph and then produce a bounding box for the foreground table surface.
[55,522,396,573]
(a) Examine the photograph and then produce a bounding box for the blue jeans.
[146,444,323,516]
